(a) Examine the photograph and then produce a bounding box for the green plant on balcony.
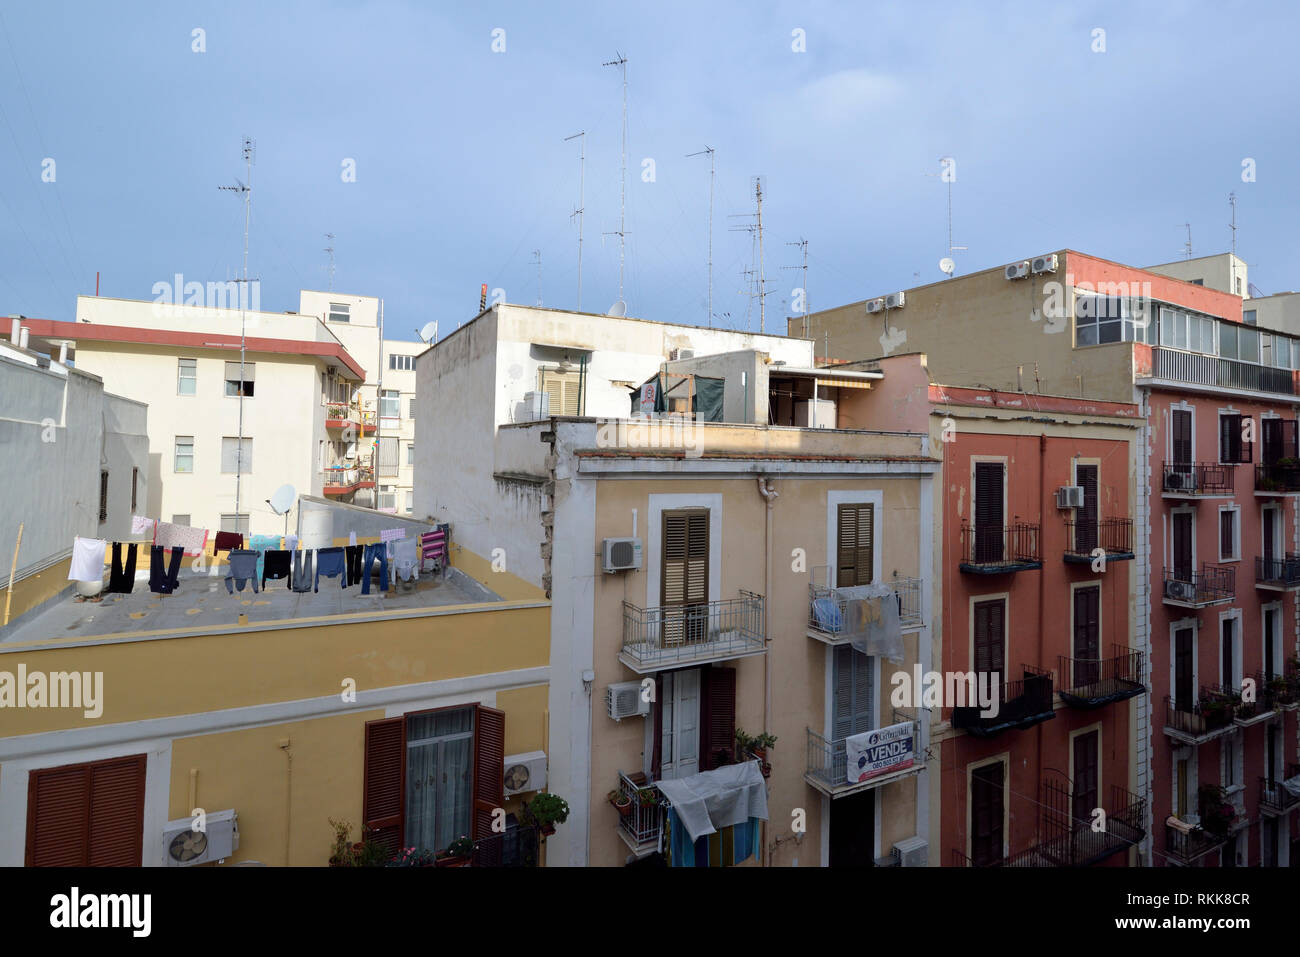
[635,787,658,808]
[327,404,347,418]
[520,792,570,836]
[1277,457,1300,468]
[607,788,633,816]
[1197,691,1233,726]
[388,846,438,867]
[433,835,474,867]
[1259,476,1280,491]
[1197,788,1236,838]
[327,818,389,867]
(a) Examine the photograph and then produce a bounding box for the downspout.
[756,476,778,866]
[1038,433,1048,795]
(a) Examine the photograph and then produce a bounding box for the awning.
[654,760,770,843]
[817,377,874,390]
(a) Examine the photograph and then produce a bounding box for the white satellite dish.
[607,300,627,318]
[939,257,955,276]
[418,321,438,344]
[267,484,296,516]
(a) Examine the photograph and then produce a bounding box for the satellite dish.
[939,257,955,276]
[607,300,627,318]
[418,320,438,344]
[268,484,296,516]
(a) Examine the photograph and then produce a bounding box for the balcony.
[806,567,923,645]
[1255,554,1300,591]
[1057,646,1145,709]
[1149,346,1297,396]
[1161,564,1234,608]
[612,771,664,856]
[1161,462,1235,498]
[360,409,377,434]
[1063,518,1134,564]
[804,711,923,798]
[324,405,361,431]
[1232,673,1283,727]
[958,522,1042,575]
[619,591,765,673]
[1165,820,1227,865]
[951,666,1054,738]
[1255,461,1300,495]
[1163,690,1236,745]
[1259,765,1300,817]
[322,467,376,496]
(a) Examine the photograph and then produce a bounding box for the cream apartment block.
[21,297,369,537]
[415,303,940,867]
[297,291,420,515]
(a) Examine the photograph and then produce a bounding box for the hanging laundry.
[224,550,261,594]
[284,533,299,552]
[315,547,347,592]
[291,550,315,593]
[130,515,155,536]
[155,521,208,557]
[390,538,419,584]
[248,534,281,581]
[68,537,107,583]
[213,531,244,554]
[149,545,183,594]
[359,543,389,595]
[105,542,137,594]
[344,544,365,586]
[348,531,357,546]
[262,550,292,590]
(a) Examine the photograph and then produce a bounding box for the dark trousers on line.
[149,545,183,595]
[106,542,137,594]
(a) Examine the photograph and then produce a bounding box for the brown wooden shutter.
[88,756,146,866]
[1073,586,1100,687]
[836,504,874,586]
[1172,409,1192,465]
[1075,465,1098,553]
[974,463,1004,562]
[1173,513,1193,580]
[472,704,505,842]
[1174,627,1194,712]
[26,755,145,867]
[663,510,709,644]
[973,599,1005,679]
[699,666,736,771]
[363,717,405,855]
[1071,730,1099,825]
[971,762,1004,866]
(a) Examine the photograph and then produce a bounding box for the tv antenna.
[602,52,629,312]
[324,233,336,290]
[564,131,585,311]
[686,146,715,327]
[782,238,809,337]
[1228,193,1238,257]
[531,249,542,306]
[1180,223,1193,259]
[217,136,255,519]
[728,177,768,332]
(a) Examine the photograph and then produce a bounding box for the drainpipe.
[1038,433,1048,795]
[756,476,778,866]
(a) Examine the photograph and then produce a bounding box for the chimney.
[19,326,30,349]
[9,317,21,344]
[479,283,488,312]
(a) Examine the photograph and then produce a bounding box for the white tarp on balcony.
[1283,773,1300,799]
[654,759,770,842]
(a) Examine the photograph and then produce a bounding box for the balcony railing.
[620,591,765,673]
[806,567,924,641]
[1063,518,1134,563]
[1162,462,1235,496]
[1162,564,1234,606]
[1259,765,1300,817]
[1255,554,1300,589]
[1255,462,1300,493]
[322,467,375,494]
[1232,672,1284,726]
[804,711,922,797]
[614,771,663,853]
[1163,690,1236,744]
[470,825,540,867]
[951,665,1054,737]
[958,522,1042,574]
[1150,346,1297,396]
[1165,821,1227,865]
[1057,646,1145,708]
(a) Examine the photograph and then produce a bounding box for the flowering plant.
[388,846,438,867]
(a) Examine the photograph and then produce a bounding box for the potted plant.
[388,846,438,867]
[736,728,777,762]
[327,819,389,867]
[435,835,474,867]
[607,788,633,817]
[635,787,658,809]
[521,792,570,836]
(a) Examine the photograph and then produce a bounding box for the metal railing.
[1255,462,1300,492]
[1255,554,1300,588]
[951,666,1054,736]
[1162,462,1235,495]
[959,522,1041,569]
[1259,765,1300,816]
[470,825,540,867]
[1056,646,1145,706]
[1233,672,1284,720]
[807,567,924,635]
[805,711,922,791]
[621,591,764,670]
[1151,346,1297,395]
[1063,517,1133,558]
[1165,822,1227,865]
[616,771,663,848]
[1164,690,1235,739]
[1162,564,1235,605]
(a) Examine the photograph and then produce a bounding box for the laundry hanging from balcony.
[653,759,769,845]
[811,581,904,661]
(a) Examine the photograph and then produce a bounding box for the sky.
[1,1,1297,345]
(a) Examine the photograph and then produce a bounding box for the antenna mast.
[728,177,768,332]
[324,233,335,291]
[602,52,628,307]
[687,146,715,327]
[217,136,254,521]
[1229,192,1237,257]
[1181,223,1193,259]
[565,131,585,311]
[783,238,809,338]
[531,249,542,306]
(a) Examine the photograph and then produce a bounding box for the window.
[1221,617,1238,691]
[378,436,400,477]
[1264,607,1282,680]
[1219,507,1239,561]
[1223,733,1241,789]
[1076,296,1149,346]
[973,599,1006,681]
[224,361,255,397]
[1074,464,1098,553]
[1244,309,1257,326]
[1172,511,1193,581]
[363,704,504,856]
[1072,586,1100,686]
[220,513,250,535]
[220,437,252,473]
[389,354,415,371]
[174,436,194,473]
[1238,326,1260,364]
[1173,626,1195,713]
[655,665,735,778]
[405,490,414,514]
[1236,278,1244,297]
[1071,730,1100,827]
[172,514,191,527]
[1190,278,1204,286]
[1171,408,1192,465]
[1218,412,1252,464]
[407,443,415,466]
[328,302,350,323]
[25,754,146,866]
[970,762,1005,866]
[538,369,583,416]
[177,358,196,395]
[1175,756,1190,819]
[409,397,416,419]
[832,644,875,739]
[973,462,1006,562]
[380,389,400,419]
[836,503,874,586]
[131,467,138,512]
[98,470,109,523]
[378,485,396,510]
[662,510,709,642]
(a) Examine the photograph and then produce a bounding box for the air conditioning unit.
[1165,470,1192,490]
[669,348,695,361]
[602,537,642,573]
[1165,580,1197,602]
[607,680,651,721]
[893,835,928,868]
[521,390,550,420]
[162,810,239,866]
[885,291,906,309]
[865,298,886,314]
[503,750,547,796]
[1005,261,1031,280]
[1056,486,1084,509]
[1032,254,1058,274]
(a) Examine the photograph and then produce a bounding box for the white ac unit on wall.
[522,391,550,420]
[1005,261,1031,280]
[503,750,548,796]
[893,836,928,868]
[1165,580,1197,602]
[1056,486,1084,509]
[602,537,642,573]
[162,810,239,866]
[1032,254,1059,274]
[607,680,650,721]
[865,298,886,314]
[885,291,906,309]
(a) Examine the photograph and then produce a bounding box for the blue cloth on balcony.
[315,547,346,591]
[248,534,281,580]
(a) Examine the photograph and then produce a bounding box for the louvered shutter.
[1072,731,1099,826]
[973,599,1006,679]
[26,755,145,867]
[1172,410,1192,466]
[1173,513,1193,580]
[541,371,582,416]
[1174,627,1194,712]
[472,705,505,843]
[662,511,709,645]
[1284,419,1298,459]
[88,756,146,866]
[1075,465,1098,554]
[1073,587,1100,687]
[1263,418,1283,465]
[699,667,736,771]
[363,717,405,855]
[974,463,1005,562]
[971,763,1004,867]
[832,645,875,740]
[836,504,874,587]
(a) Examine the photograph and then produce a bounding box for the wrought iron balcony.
[951,666,1054,737]
[806,566,924,644]
[1063,518,1134,563]
[804,711,923,798]
[1057,647,1145,708]
[613,770,664,855]
[1255,554,1300,590]
[1259,765,1300,817]
[470,825,540,867]
[620,591,765,673]
[1162,462,1235,497]
[1165,820,1227,865]
[1150,346,1297,396]
[1232,673,1283,727]
[1162,564,1234,607]
[958,522,1042,574]
[1255,462,1300,494]
[1163,690,1236,745]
